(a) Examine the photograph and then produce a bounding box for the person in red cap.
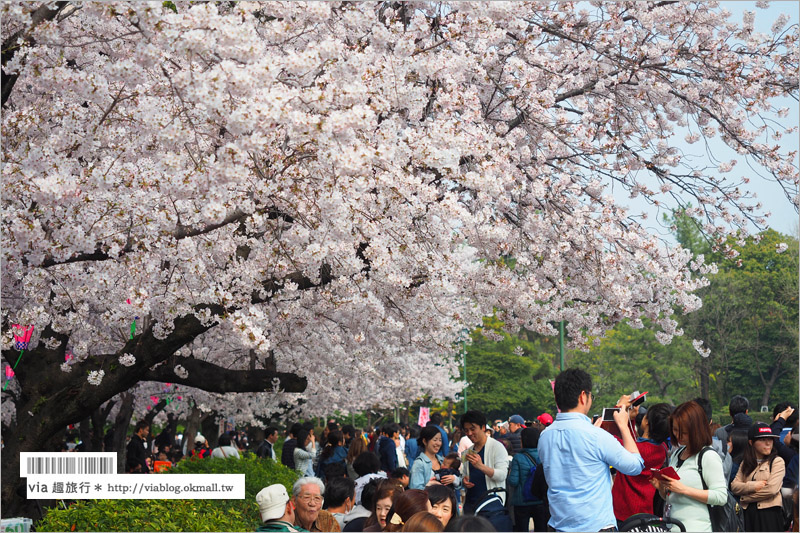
[536,413,553,427]
[730,422,785,532]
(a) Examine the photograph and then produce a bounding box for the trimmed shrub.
[37,454,299,532]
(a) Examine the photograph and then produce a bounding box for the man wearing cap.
[506,415,525,455]
[292,477,341,532]
[256,484,308,532]
[537,413,553,428]
[191,434,211,458]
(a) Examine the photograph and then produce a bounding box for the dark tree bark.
[1,307,307,517]
[111,392,135,474]
[78,417,92,451]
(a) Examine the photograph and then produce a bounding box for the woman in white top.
[211,433,241,459]
[650,401,728,532]
[293,428,317,477]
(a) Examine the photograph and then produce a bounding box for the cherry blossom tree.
[1,1,797,515]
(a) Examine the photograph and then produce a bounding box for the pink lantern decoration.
[12,324,34,351]
[5,366,14,379]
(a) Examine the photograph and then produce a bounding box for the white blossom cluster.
[1,1,797,420]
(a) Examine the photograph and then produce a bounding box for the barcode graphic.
[20,453,117,476]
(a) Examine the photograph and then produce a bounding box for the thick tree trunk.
[699,357,710,400]
[78,417,92,451]
[1,311,306,516]
[761,369,780,410]
[111,393,135,473]
[201,416,218,448]
[182,405,202,456]
[90,409,107,452]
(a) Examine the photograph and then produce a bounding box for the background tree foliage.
[462,316,557,421]
[459,220,797,422]
[676,224,799,410]
[568,319,698,412]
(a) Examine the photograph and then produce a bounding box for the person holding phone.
[538,368,644,532]
[611,402,673,526]
[459,409,511,531]
[650,401,728,532]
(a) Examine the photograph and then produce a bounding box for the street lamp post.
[460,328,468,413]
[559,320,565,372]
[462,344,468,413]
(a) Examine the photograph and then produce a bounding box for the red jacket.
[612,439,668,521]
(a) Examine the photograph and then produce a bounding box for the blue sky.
[616,1,799,241]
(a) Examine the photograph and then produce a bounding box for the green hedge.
[37,454,299,532]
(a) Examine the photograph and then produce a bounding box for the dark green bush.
[37,454,299,532]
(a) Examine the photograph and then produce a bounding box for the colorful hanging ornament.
[5,324,34,390]
[12,324,33,351]
[126,299,139,339]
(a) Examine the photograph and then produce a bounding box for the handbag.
[696,447,744,532]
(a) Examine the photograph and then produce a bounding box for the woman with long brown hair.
[347,433,368,479]
[363,479,404,532]
[383,489,432,532]
[731,422,785,531]
[649,401,728,532]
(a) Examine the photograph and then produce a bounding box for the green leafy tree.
[568,319,698,412]
[463,316,557,421]
[665,208,798,408]
[691,229,799,408]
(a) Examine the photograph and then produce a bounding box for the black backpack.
[696,447,745,532]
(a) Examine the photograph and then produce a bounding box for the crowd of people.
[252,370,798,532]
[120,367,798,532]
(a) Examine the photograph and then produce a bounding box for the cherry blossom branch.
[142,357,307,393]
[1,1,68,107]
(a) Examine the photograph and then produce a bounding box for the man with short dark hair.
[377,423,400,474]
[325,476,356,530]
[459,410,510,517]
[126,420,150,474]
[257,427,280,460]
[341,424,356,447]
[539,368,643,532]
[390,467,410,488]
[282,423,302,470]
[714,395,752,444]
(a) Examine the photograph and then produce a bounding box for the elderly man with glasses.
[538,368,644,532]
[291,477,341,532]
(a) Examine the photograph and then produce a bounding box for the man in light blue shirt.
[539,368,644,532]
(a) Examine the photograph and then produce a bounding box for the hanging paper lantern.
[150,395,158,404]
[65,350,73,362]
[12,324,34,351]
[5,366,14,379]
